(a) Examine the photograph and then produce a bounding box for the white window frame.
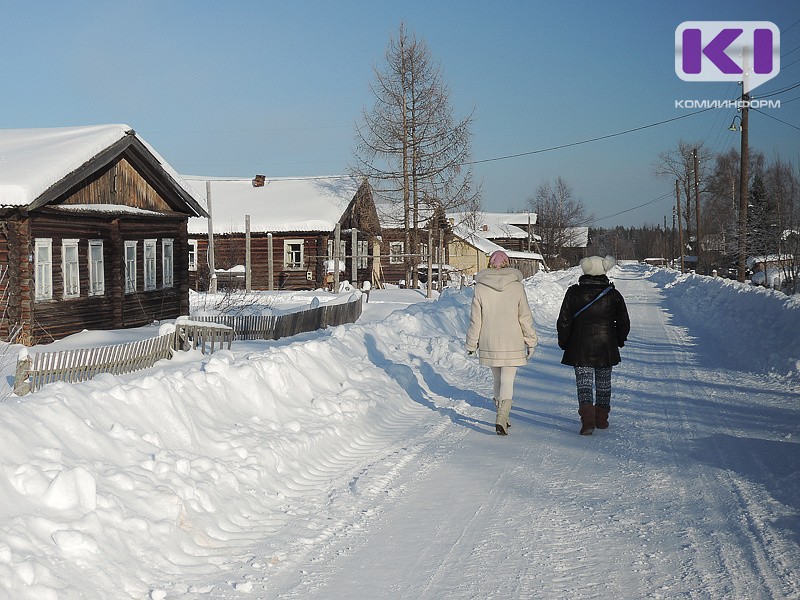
[125,241,138,293]
[35,238,53,301]
[61,239,80,299]
[88,240,105,296]
[188,239,198,272]
[143,239,157,291]
[162,239,174,288]
[389,241,404,265]
[284,239,304,270]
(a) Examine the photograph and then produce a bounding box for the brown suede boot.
[595,404,610,429]
[578,404,595,435]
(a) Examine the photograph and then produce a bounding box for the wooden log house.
[186,176,382,291]
[0,125,207,345]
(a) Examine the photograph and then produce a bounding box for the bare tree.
[653,140,714,257]
[353,23,479,287]
[528,176,590,268]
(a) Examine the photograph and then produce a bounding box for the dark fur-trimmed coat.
[557,274,630,367]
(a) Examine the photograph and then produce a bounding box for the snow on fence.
[14,332,178,396]
[13,295,363,396]
[189,294,363,341]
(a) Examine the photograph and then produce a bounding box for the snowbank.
[647,267,800,381]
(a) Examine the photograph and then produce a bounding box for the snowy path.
[263,266,800,599]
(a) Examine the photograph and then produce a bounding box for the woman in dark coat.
[557,256,630,435]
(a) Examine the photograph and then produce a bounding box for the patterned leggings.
[574,366,612,407]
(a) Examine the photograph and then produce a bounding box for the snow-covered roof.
[184,175,360,235]
[448,211,538,240]
[562,227,589,248]
[452,223,543,261]
[0,124,203,211]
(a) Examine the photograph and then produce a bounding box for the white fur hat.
[580,255,616,276]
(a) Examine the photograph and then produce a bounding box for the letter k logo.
[675,22,780,93]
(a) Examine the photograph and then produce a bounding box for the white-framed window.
[357,240,369,269]
[326,239,347,261]
[144,239,157,291]
[284,239,304,270]
[124,241,137,293]
[62,239,80,298]
[188,239,198,271]
[88,240,105,296]
[34,238,53,301]
[389,241,404,265]
[162,239,174,288]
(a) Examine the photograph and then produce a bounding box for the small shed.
[0,125,207,345]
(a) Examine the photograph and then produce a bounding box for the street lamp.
[728,115,742,131]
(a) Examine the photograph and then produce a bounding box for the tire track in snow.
[613,268,800,599]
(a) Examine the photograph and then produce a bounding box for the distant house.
[185,176,381,291]
[449,223,543,279]
[372,200,453,286]
[447,211,543,278]
[450,211,540,253]
[0,125,207,345]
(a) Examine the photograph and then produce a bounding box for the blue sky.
[1,1,798,227]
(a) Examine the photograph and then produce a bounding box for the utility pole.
[737,93,750,283]
[693,148,701,273]
[676,179,685,273]
[737,46,752,283]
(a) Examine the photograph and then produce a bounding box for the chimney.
[252,175,266,187]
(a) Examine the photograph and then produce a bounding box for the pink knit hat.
[489,250,510,268]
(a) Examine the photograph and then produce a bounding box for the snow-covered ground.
[0,264,798,599]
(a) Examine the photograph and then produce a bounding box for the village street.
[0,264,797,599]
[255,265,800,599]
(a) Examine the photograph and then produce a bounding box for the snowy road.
[2,265,798,600]
[265,265,800,599]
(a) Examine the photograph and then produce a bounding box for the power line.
[463,108,715,166]
[589,191,675,225]
[752,108,800,131]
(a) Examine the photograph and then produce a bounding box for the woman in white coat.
[466,250,538,435]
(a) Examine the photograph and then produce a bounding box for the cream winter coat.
[465,267,538,367]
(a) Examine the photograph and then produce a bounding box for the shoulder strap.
[573,286,613,319]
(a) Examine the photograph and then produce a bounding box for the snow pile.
[648,267,800,381]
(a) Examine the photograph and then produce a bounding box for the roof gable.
[0,124,206,217]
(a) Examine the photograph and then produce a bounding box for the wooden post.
[351,227,358,286]
[267,232,274,291]
[245,215,251,292]
[206,181,217,294]
[334,223,341,292]
[426,227,433,299]
[13,350,31,396]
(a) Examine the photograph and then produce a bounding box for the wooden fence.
[14,295,362,395]
[14,332,177,396]
[190,295,363,341]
